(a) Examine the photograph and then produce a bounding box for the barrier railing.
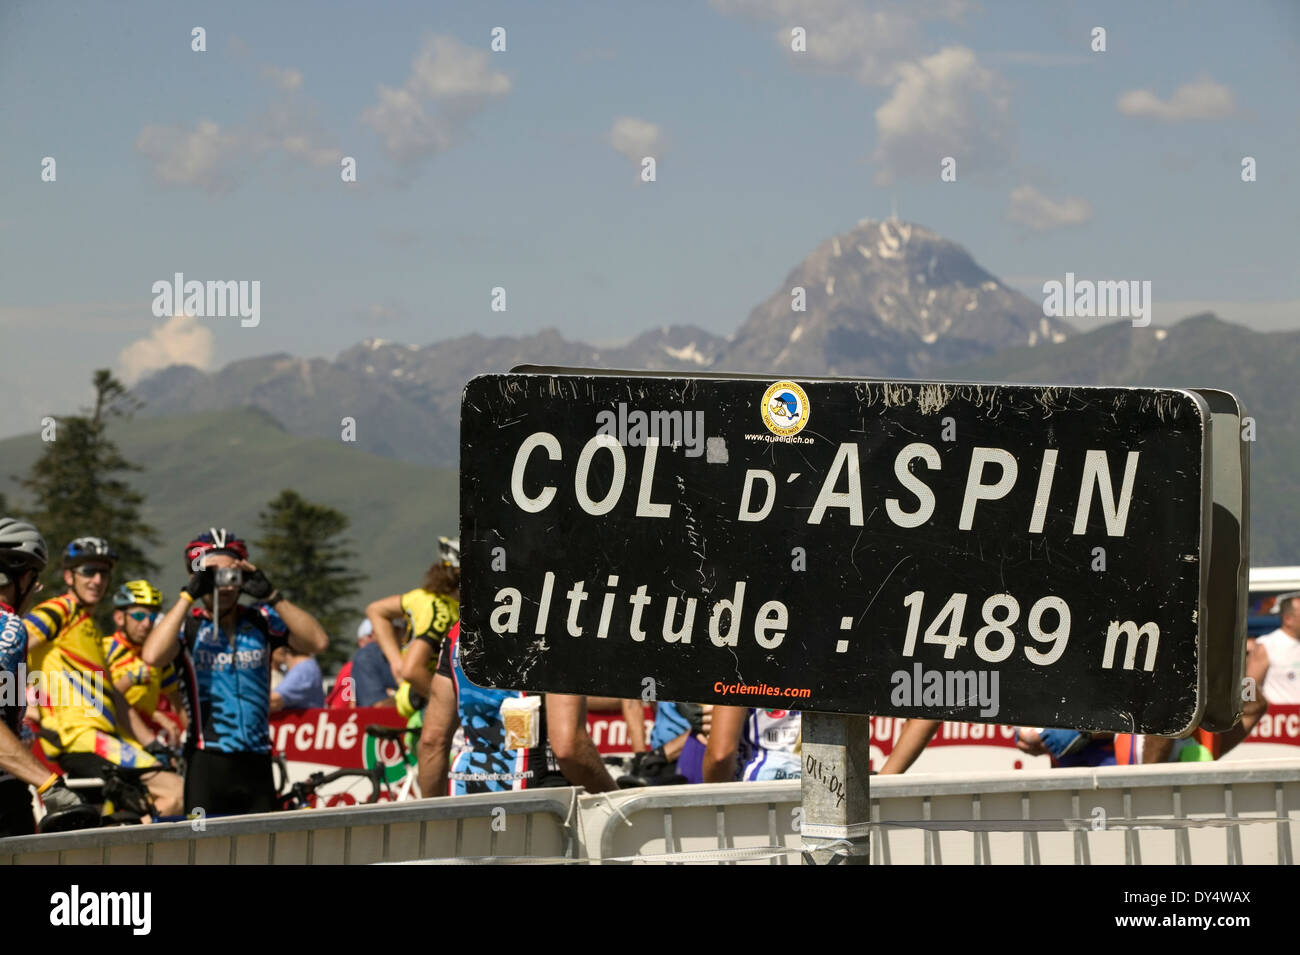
[869,758,1299,866]
[578,782,800,863]
[4,758,1298,865]
[0,788,579,866]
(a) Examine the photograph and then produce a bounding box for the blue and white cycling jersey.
[438,623,557,795]
[739,709,802,781]
[0,603,28,785]
[176,603,288,754]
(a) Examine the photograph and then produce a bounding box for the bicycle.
[38,760,180,832]
[274,723,423,809]
[278,763,386,810]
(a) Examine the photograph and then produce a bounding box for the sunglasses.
[126,610,160,622]
[74,566,112,580]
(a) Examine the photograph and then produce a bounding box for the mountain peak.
[714,221,1071,378]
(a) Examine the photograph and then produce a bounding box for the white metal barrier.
[4,758,1298,864]
[869,759,1299,865]
[0,788,579,866]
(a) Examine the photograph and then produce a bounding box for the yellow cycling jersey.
[25,593,120,754]
[102,632,179,717]
[400,588,459,651]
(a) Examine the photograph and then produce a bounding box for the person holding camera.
[143,529,328,815]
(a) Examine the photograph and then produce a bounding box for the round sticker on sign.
[761,381,810,437]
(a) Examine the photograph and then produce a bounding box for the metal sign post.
[458,368,1241,864]
[801,712,873,864]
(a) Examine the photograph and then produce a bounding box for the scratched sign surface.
[460,372,1209,734]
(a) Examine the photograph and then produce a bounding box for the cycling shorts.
[184,749,275,816]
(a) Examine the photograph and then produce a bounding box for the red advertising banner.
[270,706,407,769]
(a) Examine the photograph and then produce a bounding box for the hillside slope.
[0,407,459,619]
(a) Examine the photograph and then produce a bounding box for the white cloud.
[872,46,1012,185]
[362,35,511,166]
[136,120,248,194]
[262,65,303,92]
[136,63,342,192]
[609,117,663,160]
[711,3,1010,185]
[118,314,215,385]
[1117,77,1236,122]
[711,0,970,85]
[1006,185,1093,231]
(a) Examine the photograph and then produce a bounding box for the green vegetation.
[17,370,159,592]
[0,406,459,650]
[255,489,367,670]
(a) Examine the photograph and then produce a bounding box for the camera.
[214,566,243,589]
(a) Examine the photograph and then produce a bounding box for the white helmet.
[438,536,460,570]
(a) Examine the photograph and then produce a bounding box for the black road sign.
[460,372,1212,735]
[1193,389,1250,732]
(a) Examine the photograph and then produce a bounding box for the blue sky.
[1,0,1296,437]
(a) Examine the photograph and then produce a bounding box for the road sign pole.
[800,712,873,865]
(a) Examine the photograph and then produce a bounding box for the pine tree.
[20,370,159,593]
[254,489,366,669]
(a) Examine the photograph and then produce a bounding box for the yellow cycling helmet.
[113,579,164,609]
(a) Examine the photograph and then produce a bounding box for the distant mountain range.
[946,313,1298,564]
[133,219,1072,466]
[71,219,1300,564]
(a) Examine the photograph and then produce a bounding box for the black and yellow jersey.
[400,588,459,653]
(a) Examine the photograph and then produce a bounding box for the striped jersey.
[102,631,180,716]
[24,593,119,753]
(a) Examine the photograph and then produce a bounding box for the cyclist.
[703,706,802,782]
[621,702,712,786]
[365,536,460,719]
[419,621,615,795]
[103,580,186,747]
[25,537,183,817]
[143,529,329,815]
[1015,727,1117,766]
[0,518,87,836]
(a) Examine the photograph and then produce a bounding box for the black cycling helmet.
[62,536,117,570]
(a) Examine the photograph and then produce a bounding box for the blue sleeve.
[258,603,290,648]
[277,659,324,710]
[0,611,26,675]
